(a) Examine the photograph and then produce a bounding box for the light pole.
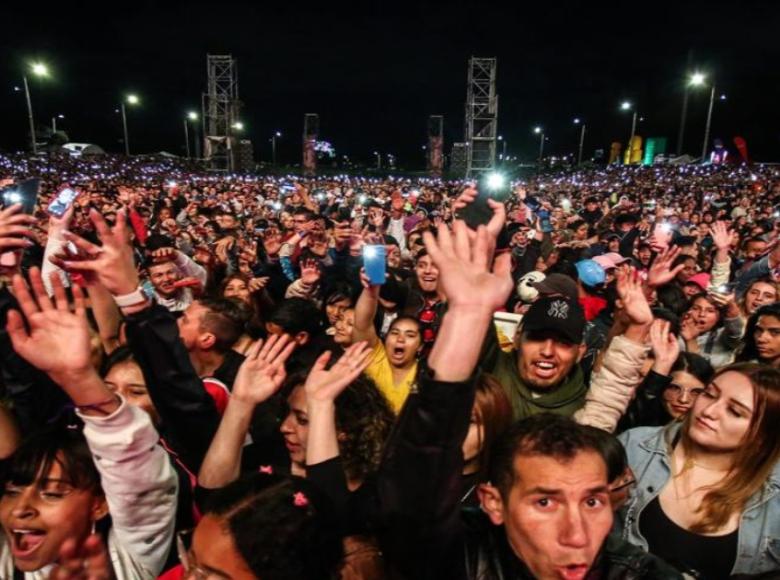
[374,151,381,170]
[23,62,49,154]
[121,94,140,156]
[573,118,586,165]
[51,114,64,133]
[533,126,545,166]
[183,112,198,158]
[498,135,507,161]
[689,73,717,162]
[620,101,638,164]
[271,131,281,166]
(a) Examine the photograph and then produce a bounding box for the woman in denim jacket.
[617,363,780,578]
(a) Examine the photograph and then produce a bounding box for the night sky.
[2,0,779,167]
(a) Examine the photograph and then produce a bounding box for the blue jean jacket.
[617,423,780,576]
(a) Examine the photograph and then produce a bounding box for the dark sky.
[2,0,779,167]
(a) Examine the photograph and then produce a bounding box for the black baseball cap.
[521,296,586,344]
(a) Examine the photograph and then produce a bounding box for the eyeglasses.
[177,530,230,580]
[609,477,636,494]
[663,384,705,400]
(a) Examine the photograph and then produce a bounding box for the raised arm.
[353,270,380,347]
[198,335,294,489]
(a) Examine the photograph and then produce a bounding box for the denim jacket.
[617,423,780,576]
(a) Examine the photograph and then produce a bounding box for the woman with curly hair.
[219,273,275,353]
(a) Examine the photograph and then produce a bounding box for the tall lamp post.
[620,101,638,164]
[374,151,381,170]
[498,135,507,161]
[121,94,140,156]
[23,62,49,154]
[271,131,282,166]
[184,111,198,158]
[573,118,586,165]
[689,72,717,163]
[533,126,545,166]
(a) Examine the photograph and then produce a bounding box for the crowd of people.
[0,150,779,579]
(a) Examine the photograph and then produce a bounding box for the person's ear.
[576,342,587,363]
[199,332,217,350]
[91,495,109,522]
[295,331,310,346]
[477,483,505,526]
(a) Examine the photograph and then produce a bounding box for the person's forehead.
[510,450,607,495]
[150,262,176,274]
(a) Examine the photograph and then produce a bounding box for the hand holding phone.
[48,187,80,218]
[363,245,386,285]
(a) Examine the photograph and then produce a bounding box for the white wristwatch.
[112,287,150,308]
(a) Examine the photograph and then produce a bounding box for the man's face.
[745,240,767,261]
[415,255,439,293]
[480,451,612,580]
[517,330,584,390]
[148,261,180,297]
[176,302,208,352]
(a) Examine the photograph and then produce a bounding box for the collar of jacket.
[637,421,780,509]
[513,365,587,410]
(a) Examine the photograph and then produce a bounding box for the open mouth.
[532,361,557,379]
[557,564,589,580]
[10,529,46,559]
[390,346,406,359]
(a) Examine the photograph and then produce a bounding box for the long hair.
[736,302,780,363]
[679,362,780,533]
[738,278,780,318]
[472,374,513,482]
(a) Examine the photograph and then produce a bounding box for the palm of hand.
[234,360,283,404]
[305,365,351,403]
[440,261,512,311]
[21,310,91,375]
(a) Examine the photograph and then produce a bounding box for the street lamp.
[23,62,50,154]
[121,94,140,156]
[232,121,244,131]
[533,126,545,165]
[620,102,638,164]
[373,151,381,170]
[573,118,586,165]
[498,135,507,161]
[688,72,717,162]
[184,111,198,158]
[51,114,64,133]
[271,131,282,166]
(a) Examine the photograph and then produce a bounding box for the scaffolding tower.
[464,57,498,177]
[202,55,241,171]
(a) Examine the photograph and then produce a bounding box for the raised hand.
[7,269,92,381]
[52,209,139,296]
[0,203,36,252]
[646,245,685,288]
[423,221,513,312]
[151,246,177,262]
[710,221,736,253]
[616,266,653,327]
[649,319,679,376]
[300,258,321,285]
[232,335,295,406]
[305,342,372,405]
[452,185,507,240]
[48,534,113,580]
[248,276,270,293]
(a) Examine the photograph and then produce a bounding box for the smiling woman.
[619,363,780,578]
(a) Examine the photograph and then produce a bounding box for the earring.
[90,520,96,535]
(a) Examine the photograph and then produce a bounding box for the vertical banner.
[427,115,444,176]
[303,113,319,176]
[623,136,643,165]
[609,142,622,164]
[733,136,749,164]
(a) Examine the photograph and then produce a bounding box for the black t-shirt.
[213,349,245,390]
[639,495,738,579]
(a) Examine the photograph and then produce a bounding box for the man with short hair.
[145,246,207,312]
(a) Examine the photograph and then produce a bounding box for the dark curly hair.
[334,374,394,482]
[204,473,343,580]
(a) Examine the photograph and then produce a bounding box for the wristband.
[112,287,149,308]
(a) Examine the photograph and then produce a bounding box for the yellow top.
[364,341,417,414]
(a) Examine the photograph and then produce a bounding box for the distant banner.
[428,136,443,176]
[303,138,317,175]
[734,136,749,164]
[609,142,622,164]
[623,136,643,165]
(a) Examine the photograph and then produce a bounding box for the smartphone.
[458,172,512,229]
[537,209,554,233]
[337,206,352,222]
[0,178,40,215]
[363,245,386,285]
[47,187,80,217]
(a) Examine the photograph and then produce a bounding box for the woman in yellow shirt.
[354,271,422,413]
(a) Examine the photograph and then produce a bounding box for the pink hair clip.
[259,465,273,475]
[293,492,309,508]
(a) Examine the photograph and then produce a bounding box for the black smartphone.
[0,178,40,214]
[458,173,512,229]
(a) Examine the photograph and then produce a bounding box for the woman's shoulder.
[617,424,668,452]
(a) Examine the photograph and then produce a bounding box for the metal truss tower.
[202,54,241,171]
[464,57,498,177]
